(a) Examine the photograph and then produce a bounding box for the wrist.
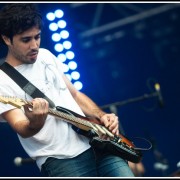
[94,109,106,120]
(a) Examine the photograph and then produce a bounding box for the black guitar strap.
[0,62,55,108]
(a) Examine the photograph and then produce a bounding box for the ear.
[1,35,12,46]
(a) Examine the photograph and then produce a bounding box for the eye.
[35,34,41,40]
[22,38,31,43]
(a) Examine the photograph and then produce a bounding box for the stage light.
[65,51,75,60]
[52,33,61,42]
[68,61,77,70]
[71,71,80,80]
[60,30,69,39]
[57,20,66,29]
[57,53,66,63]
[73,81,83,90]
[46,12,55,21]
[46,9,83,90]
[63,41,72,49]
[54,9,64,18]
[49,22,58,31]
[54,43,64,52]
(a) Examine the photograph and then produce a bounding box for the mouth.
[28,52,38,59]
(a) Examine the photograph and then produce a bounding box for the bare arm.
[2,98,49,138]
[62,74,119,135]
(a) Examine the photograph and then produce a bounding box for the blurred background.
[0,2,180,177]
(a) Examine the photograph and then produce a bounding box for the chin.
[27,59,36,64]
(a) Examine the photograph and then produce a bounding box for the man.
[0,3,134,177]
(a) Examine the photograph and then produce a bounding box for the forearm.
[13,119,44,138]
[74,91,106,120]
[74,92,119,135]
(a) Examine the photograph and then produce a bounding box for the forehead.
[16,26,41,37]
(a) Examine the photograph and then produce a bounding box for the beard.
[11,49,38,65]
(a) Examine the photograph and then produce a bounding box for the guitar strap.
[0,62,55,108]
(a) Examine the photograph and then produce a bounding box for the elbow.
[19,133,31,139]
[18,131,35,138]
[18,127,41,139]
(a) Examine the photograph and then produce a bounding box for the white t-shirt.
[0,48,91,170]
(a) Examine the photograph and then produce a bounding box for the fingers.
[108,114,119,135]
[32,98,49,115]
[24,98,49,119]
[101,113,119,136]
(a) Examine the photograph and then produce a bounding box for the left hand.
[99,113,119,136]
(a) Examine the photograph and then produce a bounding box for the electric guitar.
[0,96,143,163]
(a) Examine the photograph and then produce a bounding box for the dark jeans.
[41,148,134,177]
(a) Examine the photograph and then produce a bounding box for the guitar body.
[72,125,142,163]
[56,106,143,163]
[90,137,142,163]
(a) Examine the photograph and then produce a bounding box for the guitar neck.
[48,108,114,137]
[48,108,92,129]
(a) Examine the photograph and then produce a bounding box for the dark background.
[0,2,180,177]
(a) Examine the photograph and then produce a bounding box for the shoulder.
[38,48,59,64]
[38,48,64,71]
[37,48,57,66]
[38,48,55,59]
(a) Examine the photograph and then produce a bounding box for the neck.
[5,54,23,67]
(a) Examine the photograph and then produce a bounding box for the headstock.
[0,96,27,108]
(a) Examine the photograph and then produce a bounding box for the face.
[4,26,41,66]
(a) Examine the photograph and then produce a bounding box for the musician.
[0,3,134,177]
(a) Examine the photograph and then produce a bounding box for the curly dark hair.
[0,3,43,44]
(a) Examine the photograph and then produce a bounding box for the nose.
[30,39,39,49]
